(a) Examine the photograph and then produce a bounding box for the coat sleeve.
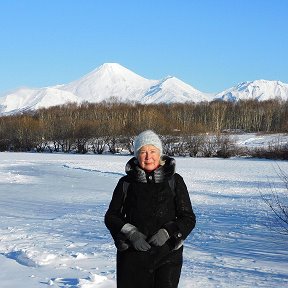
[163,173,196,247]
[104,177,127,239]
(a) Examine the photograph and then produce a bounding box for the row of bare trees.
[0,99,287,153]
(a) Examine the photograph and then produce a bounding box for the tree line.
[0,99,287,155]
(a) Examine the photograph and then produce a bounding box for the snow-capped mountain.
[0,63,214,115]
[0,87,80,114]
[0,63,288,115]
[215,80,288,102]
[141,76,212,103]
[60,63,212,103]
[59,63,157,102]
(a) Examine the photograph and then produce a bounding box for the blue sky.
[1,0,287,95]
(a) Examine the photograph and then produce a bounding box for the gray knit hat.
[134,130,163,157]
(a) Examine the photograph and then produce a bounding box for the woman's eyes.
[139,150,157,154]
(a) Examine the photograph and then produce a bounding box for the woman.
[105,130,196,288]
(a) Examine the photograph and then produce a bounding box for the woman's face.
[137,144,161,171]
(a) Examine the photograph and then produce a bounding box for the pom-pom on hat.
[134,130,163,157]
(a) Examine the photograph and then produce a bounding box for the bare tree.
[215,134,237,158]
[260,165,288,235]
[185,135,205,157]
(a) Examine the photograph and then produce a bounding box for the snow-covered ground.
[0,152,288,288]
[235,133,288,150]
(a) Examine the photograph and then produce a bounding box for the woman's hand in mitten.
[127,230,151,251]
[148,229,170,246]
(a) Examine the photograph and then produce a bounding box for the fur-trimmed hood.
[125,155,176,183]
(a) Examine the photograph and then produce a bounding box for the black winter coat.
[105,156,196,250]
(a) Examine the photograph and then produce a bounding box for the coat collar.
[125,155,176,183]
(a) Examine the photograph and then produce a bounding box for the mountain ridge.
[0,63,287,115]
[215,79,288,102]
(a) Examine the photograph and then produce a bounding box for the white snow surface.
[1,149,288,287]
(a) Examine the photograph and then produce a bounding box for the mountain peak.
[94,62,131,74]
[59,63,155,103]
[216,79,288,101]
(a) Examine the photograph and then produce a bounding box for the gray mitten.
[148,228,170,246]
[127,230,151,251]
[121,223,151,251]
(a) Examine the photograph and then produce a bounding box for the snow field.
[0,152,288,287]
